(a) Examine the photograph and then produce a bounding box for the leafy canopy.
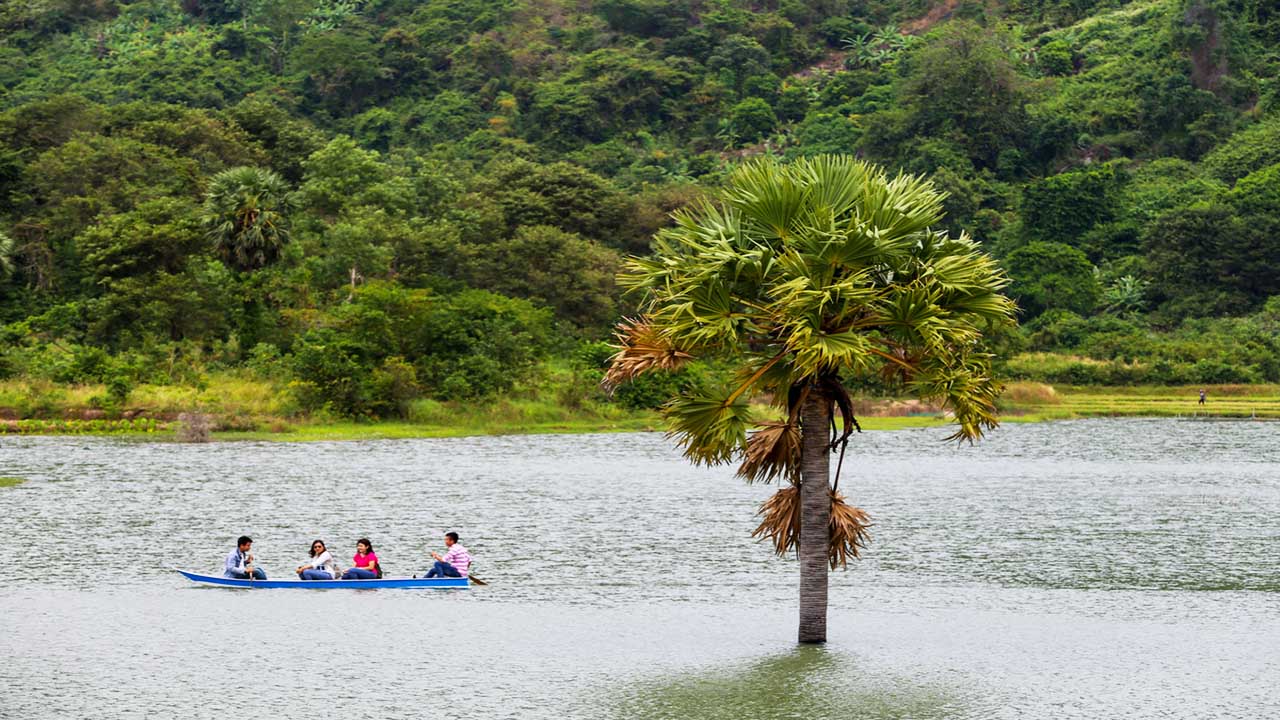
[609,155,1016,470]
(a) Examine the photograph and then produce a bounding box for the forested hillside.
[1,0,1278,422]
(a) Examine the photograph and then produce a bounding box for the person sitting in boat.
[224,535,267,580]
[296,539,339,580]
[425,531,470,578]
[340,538,381,580]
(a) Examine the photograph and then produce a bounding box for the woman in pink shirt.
[340,538,381,580]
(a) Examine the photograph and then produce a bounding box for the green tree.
[224,95,326,182]
[707,34,771,95]
[78,198,205,282]
[1143,204,1280,319]
[455,224,622,330]
[300,135,414,218]
[1200,114,1280,182]
[728,98,778,142]
[1019,163,1125,251]
[863,23,1030,169]
[290,22,391,115]
[468,159,632,244]
[606,156,1015,643]
[203,166,296,273]
[1037,39,1074,76]
[1004,241,1100,318]
[1101,275,1149,318]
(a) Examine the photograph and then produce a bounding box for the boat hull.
[177,569,469,589]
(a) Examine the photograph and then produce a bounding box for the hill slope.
[0,0,1277,419]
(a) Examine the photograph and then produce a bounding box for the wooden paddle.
[468,574,488,586]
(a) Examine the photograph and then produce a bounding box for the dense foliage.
[1,0,1278,418]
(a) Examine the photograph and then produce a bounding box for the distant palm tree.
[203,167,296,273]
[607,155,1015,643]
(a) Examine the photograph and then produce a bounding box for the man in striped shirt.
[425,531,471,578]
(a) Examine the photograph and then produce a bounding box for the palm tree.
[605,155,1016,643]
[203,166,296,273]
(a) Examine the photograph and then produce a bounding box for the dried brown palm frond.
[752,486,873,569]
[827,491,872,569]
[737,421,801,484]
[752,485,802,559]
[603,317,694,388]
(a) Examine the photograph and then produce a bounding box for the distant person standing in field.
[1199,389,1207,405]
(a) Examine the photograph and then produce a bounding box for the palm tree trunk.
[798,390,830,644]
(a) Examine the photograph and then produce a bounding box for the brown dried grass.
[176,412,212,443]
[752,485,872,569]
[1002,381,1060,405]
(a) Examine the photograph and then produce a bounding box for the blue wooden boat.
[177,569,469,589]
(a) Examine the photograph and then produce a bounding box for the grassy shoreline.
[1,379,1275,441]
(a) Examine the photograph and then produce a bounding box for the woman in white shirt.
[296,539,339,580]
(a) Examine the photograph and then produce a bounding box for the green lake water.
[1,418,1276,718]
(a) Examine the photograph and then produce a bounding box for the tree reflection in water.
[610,645,968,720]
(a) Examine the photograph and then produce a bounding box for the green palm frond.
[853,171,945,242]
[786,324,876,378]
[908,351,1003,442]
[794,154,872,220]
[609,154,1018,472]
[724,159,808,240]
[664,386,754,466]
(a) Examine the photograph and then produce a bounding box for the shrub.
[289,329,373,417]
[1038,40,1074,76]
[365,356,419,418]
[728,97,778,142]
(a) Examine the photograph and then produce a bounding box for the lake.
[1,418,1277,718]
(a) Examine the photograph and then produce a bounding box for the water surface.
[1,418,1277,718]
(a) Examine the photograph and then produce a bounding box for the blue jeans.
[425,561,461,578]
[341,568,377,580]
[298,569,333,581]
[227,568,267,580]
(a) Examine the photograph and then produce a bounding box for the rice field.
[2,375,1276,440]
[1000,383,1280,421]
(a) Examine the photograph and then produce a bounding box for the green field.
[999,383,1280,421]
[3,380,1275,442]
